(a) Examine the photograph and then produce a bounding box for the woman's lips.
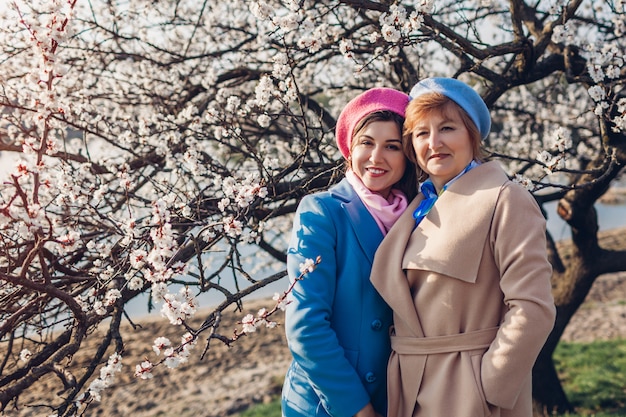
[367,167,387,176]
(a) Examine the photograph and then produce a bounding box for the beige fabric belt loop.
[391,326,499,355]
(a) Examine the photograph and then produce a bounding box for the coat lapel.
[403,161,509,283]
[330,179,384,264]
[370,195,425,337]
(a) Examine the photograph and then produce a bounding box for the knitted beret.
[335,87,410,159]
[409,77,491,140]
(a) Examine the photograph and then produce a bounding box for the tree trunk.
[532,227,626,416]
[532,313,575,415]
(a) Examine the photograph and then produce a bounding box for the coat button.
[365,372,376,383]
[370,319,382,331]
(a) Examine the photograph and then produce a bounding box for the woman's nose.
[428,132,441,148]
[369,145,384,162]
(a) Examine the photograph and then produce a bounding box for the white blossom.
[250,2,273,20]
[513,174,535,191]
[152,337,171,355]
[550,127,573,152]
[339,39,354,59]
[273,292,290,311]
[257,113,271,128]
[241,314,257,333]
[159,286,198,325]
[255,76,274,107]
[126,276,144,291]
[104,289,121,306]
[551,22,573,44]
[83,352,123,402]
[587,85,606,102]
[135,360,154,380]
[299,258,316,274]
[274,12,300,33]
[381,24,401,43]
[20,349,32,362]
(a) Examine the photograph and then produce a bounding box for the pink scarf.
[345,170,408,236]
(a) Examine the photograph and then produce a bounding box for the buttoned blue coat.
[281,178,393,417]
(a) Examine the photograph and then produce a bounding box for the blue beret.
[409,77,491,140]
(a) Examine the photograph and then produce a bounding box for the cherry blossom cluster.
[585,43,625,117]
[214,174,269,244]
[145,199,182,280]
[37,349,123,415]
[25,349,124,414]
[157,286,199,325]
[75,287,122,316]
[378,3,430,43]
[11,0,75,136]
[75,352,123,405]
[335,2,433,70]
[513,174,535,191]
[135,256,320,378]
[549,2,625,127]
[534,127,573,176]
[0,1,78,248]
[237,257,321,336]
[134,332,197,380]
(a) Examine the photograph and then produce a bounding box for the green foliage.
[554,339,626,415]
[237,398,281,417]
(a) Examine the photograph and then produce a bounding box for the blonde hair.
[403,93,485,181]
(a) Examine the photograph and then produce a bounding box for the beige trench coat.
[370,161,556,417]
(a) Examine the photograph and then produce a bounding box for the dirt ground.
[559,271,626,343]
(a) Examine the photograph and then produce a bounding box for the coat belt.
[390,326,499,354]
[387,326,499,417]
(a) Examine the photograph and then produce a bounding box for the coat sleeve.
[284,194,371,417]
[481,182,556,409]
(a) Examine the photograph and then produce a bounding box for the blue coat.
[281,179,393,417]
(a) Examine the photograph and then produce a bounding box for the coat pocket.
[281,362,330,417]
[469,352,492,417]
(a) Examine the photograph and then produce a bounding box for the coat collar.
[403,161,508,283]
[370,161,509,336]
[330,178,384,264]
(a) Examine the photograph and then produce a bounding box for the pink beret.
[335,87,410,159]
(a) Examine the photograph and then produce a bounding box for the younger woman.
[282,87,416,417]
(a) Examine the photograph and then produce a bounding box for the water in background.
[545,200,626,241]
[125,200,625,318]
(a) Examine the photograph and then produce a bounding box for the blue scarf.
[413,161,479,227]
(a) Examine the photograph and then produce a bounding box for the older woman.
[370,78,556,417]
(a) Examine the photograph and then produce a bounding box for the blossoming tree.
[0,0,625,415]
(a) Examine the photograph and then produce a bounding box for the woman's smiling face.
[351,120,406,199]
[410,103,474,192]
